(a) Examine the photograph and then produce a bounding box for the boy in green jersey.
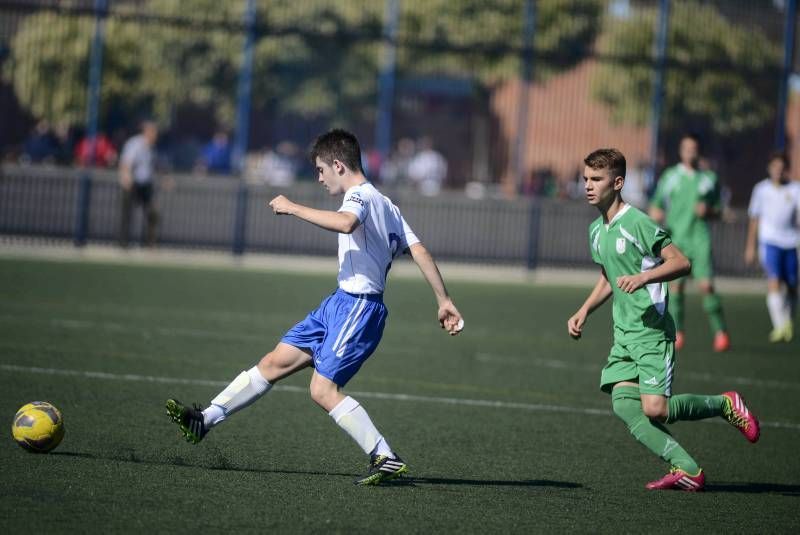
[568,148,759,491]
[649,133,730,352]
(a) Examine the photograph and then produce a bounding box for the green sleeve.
[639,217,672,257]
[589,224,602,265]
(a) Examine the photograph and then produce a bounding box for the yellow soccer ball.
[11,401,65,453]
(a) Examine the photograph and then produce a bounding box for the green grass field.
[0,257,798,532]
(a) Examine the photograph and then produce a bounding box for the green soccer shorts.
[600,340,675,396]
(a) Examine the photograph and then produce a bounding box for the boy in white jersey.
[166,129,464,485]
[745,152,800,342]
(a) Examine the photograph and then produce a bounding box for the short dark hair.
[768,150,789,168]
[309,128,363,173]
[680,132,702,151]
[584,148,626,179]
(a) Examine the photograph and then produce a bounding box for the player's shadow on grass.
[51,451,581,489]
[380,477,582,489]
[707,482,800,496]
[53,450,359,476]
[416,477,580,488]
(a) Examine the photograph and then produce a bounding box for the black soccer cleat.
[166,398,207,444]
[354,454,408,485]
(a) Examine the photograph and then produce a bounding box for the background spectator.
[22,120,60,164]
[119,120,160,248]
[74,132,118,168]
[379,137,416,185]
[254,141,298,186]
[198,131,232,175]
[407,136,447,196]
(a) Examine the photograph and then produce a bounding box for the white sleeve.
[747,184,762,218]
[399,215,420,250]
[120,138,138,167]
[338,189,368,222]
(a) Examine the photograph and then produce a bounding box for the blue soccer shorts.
[281,289,388,386]
[760,243,799,287]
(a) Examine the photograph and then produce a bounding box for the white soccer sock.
[329,396,393,458]
[203,366,272,428]
[767,291,787,329]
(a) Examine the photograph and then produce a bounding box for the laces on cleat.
[721,391,760,443]
[166,398,207,444]
[354,454,408,485]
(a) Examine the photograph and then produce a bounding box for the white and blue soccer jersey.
[282,182,419,386]
[336,182,419,294]
[748,179,800,285]
[748,179,800,250]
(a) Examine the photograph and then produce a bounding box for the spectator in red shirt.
[75,133,118,167]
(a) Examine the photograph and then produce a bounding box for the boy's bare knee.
[310,388,332,410]
[642,402,668,420]
[256,351,288,383]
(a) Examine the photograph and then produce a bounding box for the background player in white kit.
[745,151,800,342]
[166,129,464,485]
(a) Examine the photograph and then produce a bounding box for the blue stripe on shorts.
[281,289,388,386]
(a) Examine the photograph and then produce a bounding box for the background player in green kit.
[567,148,759,491]
[649,133,730,352]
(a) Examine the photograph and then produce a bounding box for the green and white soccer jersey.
[589,204,677,395]
[589,204,676,344]
[651,164,720,279]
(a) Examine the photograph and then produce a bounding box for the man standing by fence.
[118,120,159,248]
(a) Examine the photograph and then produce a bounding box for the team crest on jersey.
[616,237,626,254]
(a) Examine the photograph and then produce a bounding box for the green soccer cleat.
[769,327,784,343]
[166,398,207,444]
[354,454,408,486]
[769,322,793,343]
[783,322,793,342]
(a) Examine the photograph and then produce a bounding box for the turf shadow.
[50,451,95,459]
[51,451,583,490]
[387,477,582,489]
[706,482,800,496]
[51,450,361,478]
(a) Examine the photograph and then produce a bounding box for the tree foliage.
[396,0,602,82]
[591,2,781,137]
[4,0,602,128]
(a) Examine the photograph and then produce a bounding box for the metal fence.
[0,1,795,206]
[0,164,760,277]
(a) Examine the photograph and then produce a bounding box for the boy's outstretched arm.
[269,195,360,234]
[567,270,612,340]
[616,243,691,293]
[408,243,463,335]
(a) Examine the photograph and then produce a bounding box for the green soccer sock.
[665,394,724,424]
[611,386,700,475]
[671,291,685,331]
[703,293,727,333]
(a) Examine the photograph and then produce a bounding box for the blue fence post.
[75,0,107,247]
[648,0,670,181]
[374,0,399,164]
[776,0,797,150]
[512,0,536,195]
[525,199,541,270]
[231,0,256,255]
